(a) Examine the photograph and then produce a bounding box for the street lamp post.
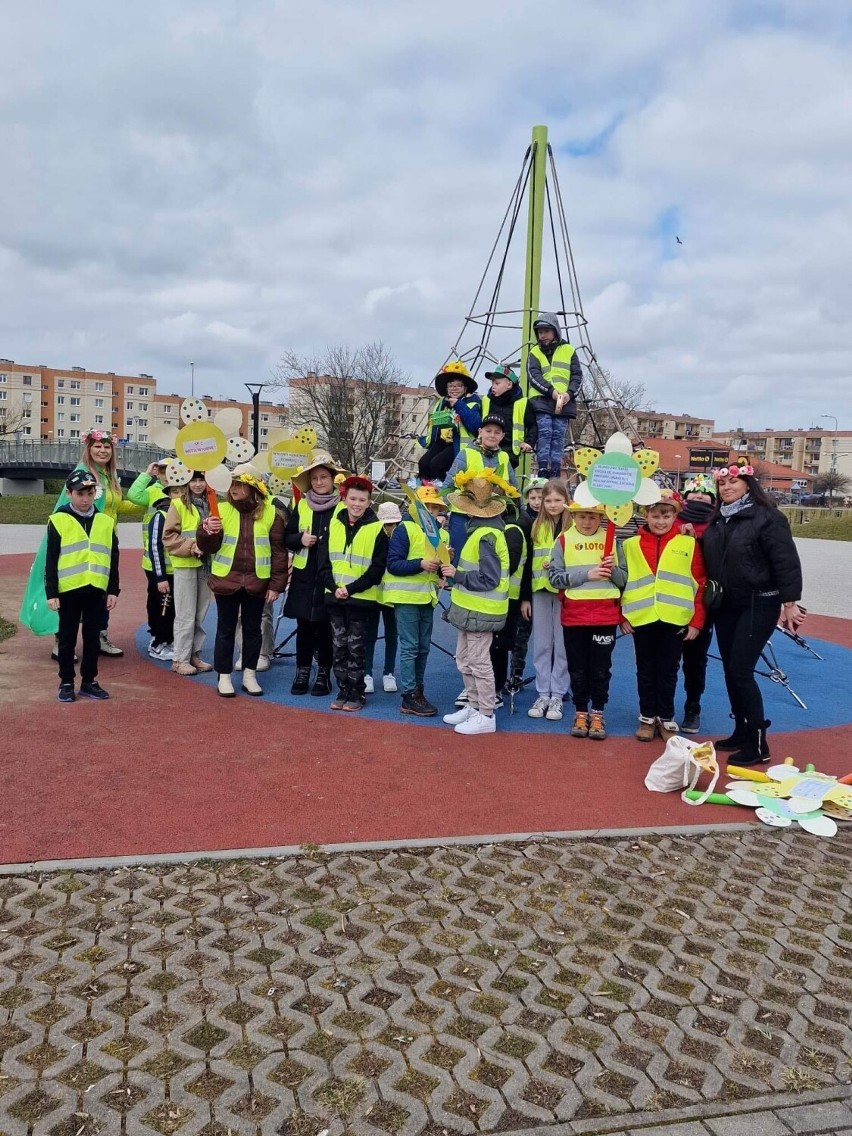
[245,383,266,456]
[674,453,682,491]
[190,362,195,398]
[820,414,839,505]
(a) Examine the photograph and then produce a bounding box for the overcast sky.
[2,1,851,429]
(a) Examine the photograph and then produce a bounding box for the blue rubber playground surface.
[137,601,852,737]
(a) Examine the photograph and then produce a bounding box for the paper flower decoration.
[151,399,256,493]
[572,432,662,525]
[253,427,318,494]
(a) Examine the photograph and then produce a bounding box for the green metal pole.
[520,125,548,480]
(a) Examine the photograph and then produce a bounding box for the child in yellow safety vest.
[618,491,707,742]
[318,476,389,712]
[163,469,214,677]
[44,469,120,703]
[547,502,626,741]
[440,473,512,736]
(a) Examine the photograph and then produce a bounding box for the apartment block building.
[630,410,714,442]
[0,359,286,451]
[712,427,852,479]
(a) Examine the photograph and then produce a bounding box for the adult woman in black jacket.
[701,463,805,765]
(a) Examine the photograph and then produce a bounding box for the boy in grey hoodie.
[526,311,583,479]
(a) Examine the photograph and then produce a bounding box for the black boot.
[716,716,749,750]
[290,666,311,695]
[728,721,771,767]
[681,702,701,734]
[311,666,332,696]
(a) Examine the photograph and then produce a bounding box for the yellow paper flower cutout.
[572,432,661,524]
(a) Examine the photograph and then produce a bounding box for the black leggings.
[295,617,333,669]
[713,596,780,726]
[680,622,713,707]
[418,440,455,482]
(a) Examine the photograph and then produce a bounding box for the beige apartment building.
[712,427,852,479]
[0,359,286,451]
[630,410,714,442]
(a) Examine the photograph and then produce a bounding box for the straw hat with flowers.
[446,468,520,518]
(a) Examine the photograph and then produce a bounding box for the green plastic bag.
[19,533,59,636]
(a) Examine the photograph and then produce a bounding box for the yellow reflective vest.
[211,501,276,580]
[531,523,562,593]
[557,528,620,601]
[290,497,345,571]
[480,395,528,457]
[621,534,698,627]
[169,499,202,570]
[141,485,171,573]
[327,516,383,602]
[530,343,577,394]
[48,511,114,593]
[452,526,509,617]
[505,522,527,601]
[381,521,444,606]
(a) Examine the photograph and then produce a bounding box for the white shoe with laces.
[546,696,564,721]
[383,674,397,692]
[364,675,374,694]
[454,688,469,707]
[455,710,496,735]
[527,695,549,719]
[443,705,475,726]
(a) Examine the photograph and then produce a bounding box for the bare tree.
[0,406,31,439]
[268,342,406,473]
[570,367,649,448]
[813,469,852,505]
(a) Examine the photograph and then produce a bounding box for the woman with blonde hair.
[519,478,571,721]
[54,428,142,657]
[196,469,288,698]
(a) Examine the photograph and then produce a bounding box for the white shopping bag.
[644,736,719,805]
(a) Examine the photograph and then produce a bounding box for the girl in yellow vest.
[283,454,346,696]
[547,502,626,740]
[163,470,214,676]
[45,469,120,703]
[440,473,511,736]
[619,491,707,741]
[318,475,389,712]
[197,470,288,697]
[519,479,571,722]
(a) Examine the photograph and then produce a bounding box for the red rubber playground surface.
[2,548,851,866]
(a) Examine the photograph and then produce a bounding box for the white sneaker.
[383,674,397,692]
[234,655,243,671]
[364,675,375,694]
[454,688,469,707]
[455,711,496,735]
[443,705,475,725]
[546,696,564,721]
[148,642,162,659]
[528,695,549,719]
[157,644,174,661]
[257,654,270,672]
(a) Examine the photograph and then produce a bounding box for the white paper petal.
[227,437,255,462]
[180,398,208,424]
[634,477,662,505]
[755,808,792,828]
[213,407,244,436]
[766,763,800,781]
[164,459,192,486]
[726,788,760,808]
[797,814,837,837]
[205,464,233,493]
[151,425,179,451]
[572,480,599,508]
[603,431,633,456]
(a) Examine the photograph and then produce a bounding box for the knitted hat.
[340,475,374,495]
[523,477,547,497]
[682,473,717,497]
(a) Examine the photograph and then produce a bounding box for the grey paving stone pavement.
[0,829,850,1135]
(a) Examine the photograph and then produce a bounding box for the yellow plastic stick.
[726,765,770,782]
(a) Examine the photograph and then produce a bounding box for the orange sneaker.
[570,711,589,738]
[588,711,607,740]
